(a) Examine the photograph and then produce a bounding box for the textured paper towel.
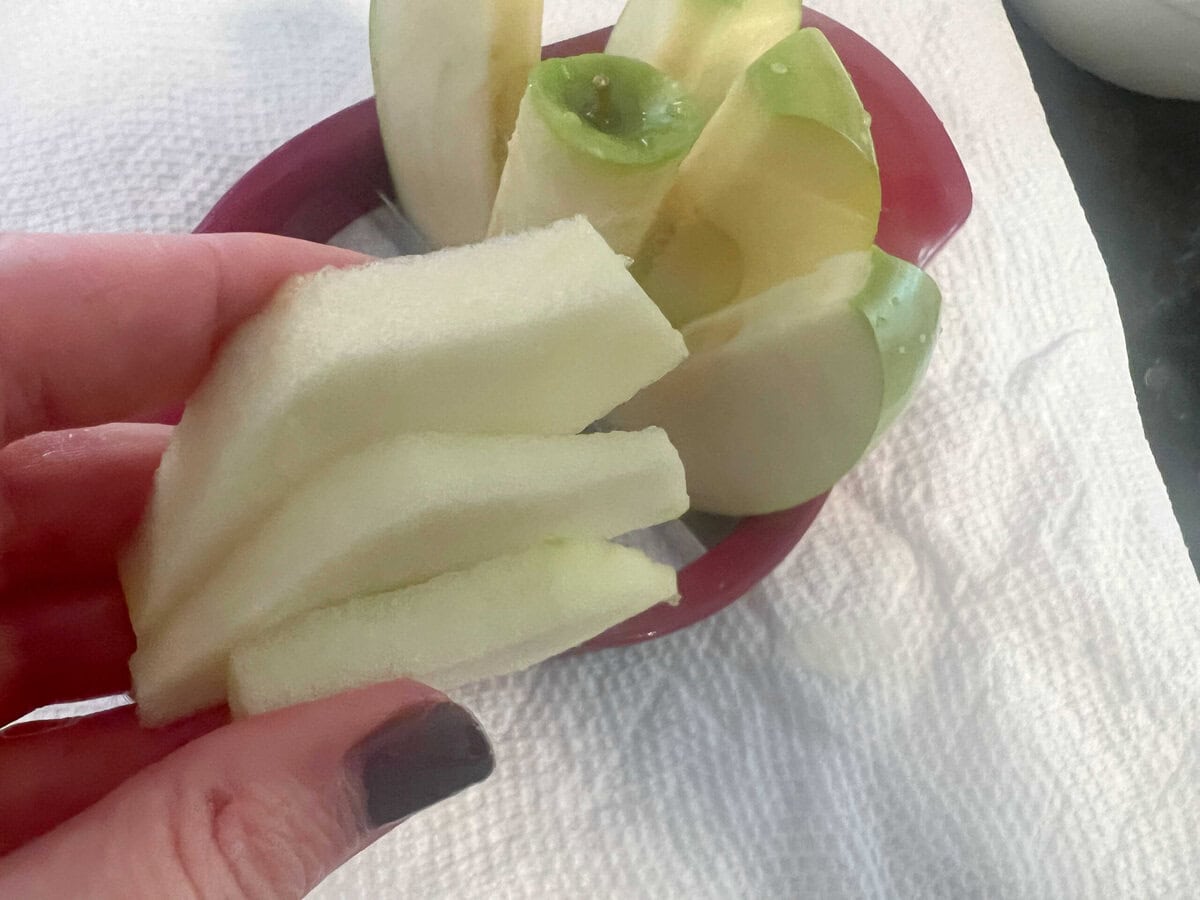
[4,1,1200,897]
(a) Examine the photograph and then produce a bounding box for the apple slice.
[606,0,802,116]
[369,0,543,247]
[122,218,686,635]
[228,539,677,718]
[609,249,940,516]
[130,428,687,726]
[488,54,703,256]
[632,28,881,327]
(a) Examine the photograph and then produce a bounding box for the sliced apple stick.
[610,249,939,516]
[606,0,801,116]
[370,0,543,247]
[228,539,677,718]
[488,54,703,256]
[131,428,687,726]
[632,28,881,327]
[122,218,686,635]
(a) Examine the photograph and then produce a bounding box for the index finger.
[0,232,368,444]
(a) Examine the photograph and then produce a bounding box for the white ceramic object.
[1009,0,1200,100]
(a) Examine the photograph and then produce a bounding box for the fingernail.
[347,700,494,829]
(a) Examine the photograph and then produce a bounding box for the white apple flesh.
[228,539,678,718]
[369,0,543,246]
[131,428,688,726]
[121,218,686,635]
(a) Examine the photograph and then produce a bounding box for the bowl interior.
[194,9,972,650]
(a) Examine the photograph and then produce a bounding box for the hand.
[0,233,494,898]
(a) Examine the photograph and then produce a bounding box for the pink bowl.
[195,10,972,650]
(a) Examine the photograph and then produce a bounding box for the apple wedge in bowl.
[611,248,941,517]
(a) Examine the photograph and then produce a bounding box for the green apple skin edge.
[606,0,802,116]
[488,54,704,256]
[632,28,882,328]
[853,248,942,445]
[370,0,543,247]
[609,248,940,517]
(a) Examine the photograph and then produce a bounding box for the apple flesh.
[609,249,940,516]
[606,0,802,116]
[131,428,688,726]
[370,0,543,246]
[631,28,881,327]
[121,218,686,635]
[488,54,704,256]
[228,539,678,718]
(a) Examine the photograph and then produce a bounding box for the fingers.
[0,232,367,445]
[0,682,494,900]
[0,424,169,591]
[0,425,161,723]
[0,581,134,725]
[0,706,227,855]
[0,425,168,724]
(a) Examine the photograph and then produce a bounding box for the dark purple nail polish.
[347,701,494,829]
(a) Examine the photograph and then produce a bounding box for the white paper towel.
[3,1,1199,896]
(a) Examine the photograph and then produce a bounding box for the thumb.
[0,680,493,899]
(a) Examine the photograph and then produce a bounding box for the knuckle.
[165,778,362,900]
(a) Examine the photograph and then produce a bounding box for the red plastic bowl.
[195,10,972,650]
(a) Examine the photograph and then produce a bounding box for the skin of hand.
[0,232,495,898]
